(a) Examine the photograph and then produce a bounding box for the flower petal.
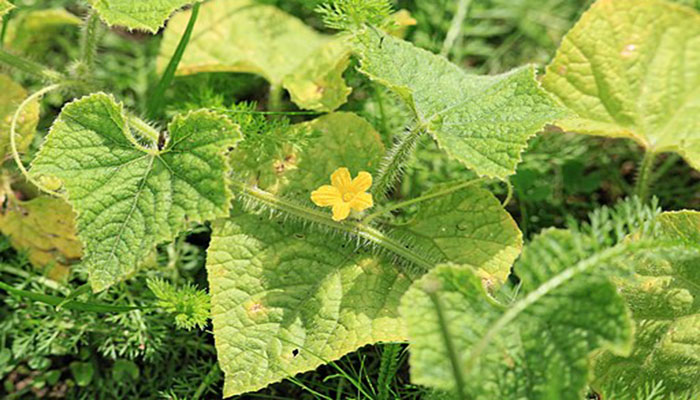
[351,171,372,192]
[349,192,373,212]
[331,167,352,192]
[311,185,341,207]
[331,202,351,221]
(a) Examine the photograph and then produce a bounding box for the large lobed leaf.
[401,228,635,399]
[158,0,352,112]
[593,211,700,393]
[87,0,201,33]
[207,214,412,396]
[0,74,39,160]
[542,0,700,171]
[356,28,567,179]
[209,112,522,396]
[30,93,241,291]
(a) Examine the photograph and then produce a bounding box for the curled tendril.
[10,83,66,198]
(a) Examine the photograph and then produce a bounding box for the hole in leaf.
[292,349,299,357]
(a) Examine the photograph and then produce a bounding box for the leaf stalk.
[635,151,658,202]
[232,180,433,275]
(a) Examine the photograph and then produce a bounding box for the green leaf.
[5,9,81,57]
[207,214,412,397]
[0,74,39,160]
[158,0,352,112]
[30,93,241,291]
[542,0,700,171]
[594,211,700,393]
[392,182,522,287]
[213,110,530,395]
[400,228,635,399]
[112,359,139,382]
[70,361,94,387]
[87,0,201,33]
[0,196,82,281]
[0,0,13,18]
[356,29,567,179]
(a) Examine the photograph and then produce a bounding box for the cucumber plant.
[0,0,698,398]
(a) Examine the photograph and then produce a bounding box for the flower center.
[342,192,354,202]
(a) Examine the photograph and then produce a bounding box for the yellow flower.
[311,167,374,221]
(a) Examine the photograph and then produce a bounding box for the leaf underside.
[30,93,241,291]
[356,29,567,179]
[542,0,700,171]
[594,211,700,393]
[158,0,352,112]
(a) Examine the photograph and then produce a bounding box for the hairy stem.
[232,181,433,274]
[147,2,201,118]
[635,151,658,202]
[10,84,66,197]
[0,48,62,81]
[429,291,467,400]
[79,10,101,73]
[372,124,425,198]
[126,114,160,144]
[268,83,284,112]
[364,178,484,223]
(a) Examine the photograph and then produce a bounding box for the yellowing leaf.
[158,0,352,112]
[87,0,201,33]
[542,0,700,171]
[0,197,81,281]
[30,93,241,292]
[282,37,352,113]
[5,9,81,57]
[207,214,411,397]
[0,74,39,160]
[357,29,567,179]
